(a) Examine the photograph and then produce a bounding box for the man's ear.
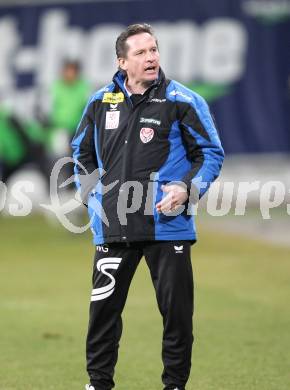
[118,58,127,71]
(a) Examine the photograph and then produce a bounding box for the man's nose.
[146,51,155,61]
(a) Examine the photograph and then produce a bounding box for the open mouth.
[145,66,157,73]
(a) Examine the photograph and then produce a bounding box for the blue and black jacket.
[72,69,224,245]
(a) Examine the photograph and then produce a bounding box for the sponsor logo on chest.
[109,103,118,111]
[102,92,124,104]
[140,117,161,126]
[149,98,166,103]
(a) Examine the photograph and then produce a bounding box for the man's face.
[118,32,160,85]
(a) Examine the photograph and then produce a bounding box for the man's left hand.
[156,184,188,213]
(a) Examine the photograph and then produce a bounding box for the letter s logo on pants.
[91,257,122,301]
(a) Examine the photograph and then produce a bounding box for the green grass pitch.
[0,215,290,390]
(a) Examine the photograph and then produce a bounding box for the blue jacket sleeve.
[71,99,98,205]
[178,93,225,198]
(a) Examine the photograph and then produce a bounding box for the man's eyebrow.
[133,45,157,53]
[132,48,145,54]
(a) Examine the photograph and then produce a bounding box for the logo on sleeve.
[140,127,154,143]
[169,90,192,102]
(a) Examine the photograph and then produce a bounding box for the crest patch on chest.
[140,127,154,143]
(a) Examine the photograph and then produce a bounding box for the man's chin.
[142,73,158,85]
[147,72,158,80]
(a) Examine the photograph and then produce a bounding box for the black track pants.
[86,241,194,390]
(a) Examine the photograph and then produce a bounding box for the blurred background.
[0,1,290,389]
